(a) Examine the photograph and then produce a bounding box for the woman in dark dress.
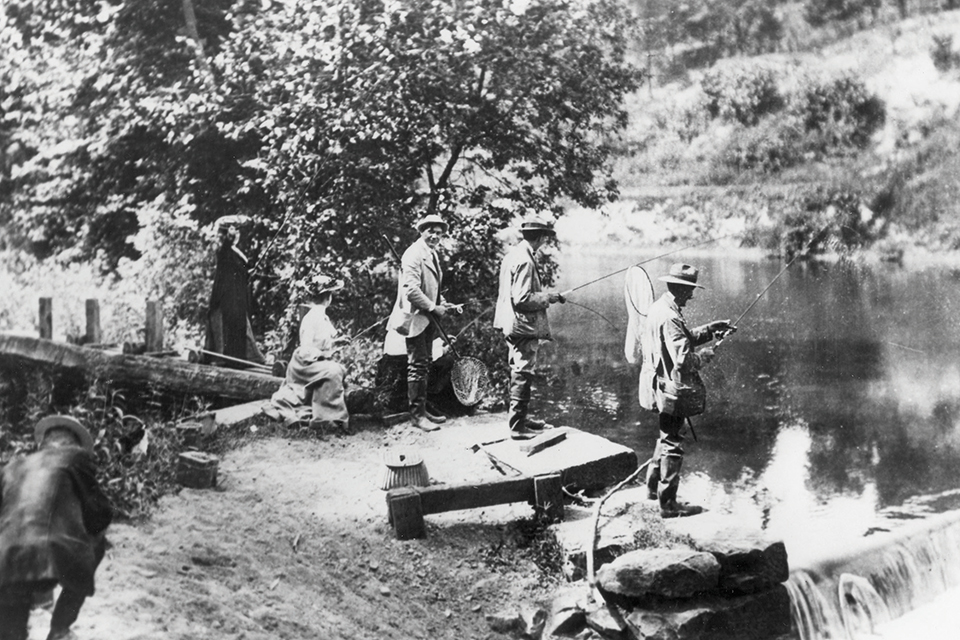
[203,216,266,367]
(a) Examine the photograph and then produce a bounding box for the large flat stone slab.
[480,427,638,491]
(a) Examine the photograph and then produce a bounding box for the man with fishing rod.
[639,263,735,519]
[387,213,463,431]
[494,215,567,440]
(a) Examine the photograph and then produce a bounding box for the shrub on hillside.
[790,75,885,151]
[803,0,881,28]
[701,65,785,126]
[931,35,960,72]
[718,117,805,174]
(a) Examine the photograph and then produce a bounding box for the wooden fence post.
[145,300,164,352]
[39,297,53,340]
[85,299,101,345]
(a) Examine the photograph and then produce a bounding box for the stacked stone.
[487,529,791,640]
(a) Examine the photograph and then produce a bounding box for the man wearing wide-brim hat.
[638,263,735,518]
[493,214,566,440]
[387,213,462,431]
[0,416,112,640]
[268,274,351,431]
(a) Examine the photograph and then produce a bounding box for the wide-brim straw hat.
[213,215,252,232]
[311,274,345,297]
[35,415,94,452]
[658,263,704,288]
[519,215,556,235]
[415,214,448,232]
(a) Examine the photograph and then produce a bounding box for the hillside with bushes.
[602,3,960,257]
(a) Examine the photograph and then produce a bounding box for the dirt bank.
[26,413,568,640]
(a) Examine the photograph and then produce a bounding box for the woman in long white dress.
[267,275,349,430]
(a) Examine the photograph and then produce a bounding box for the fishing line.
[717,226,830,346]
[564,300,621,333]
[560,234,736,297]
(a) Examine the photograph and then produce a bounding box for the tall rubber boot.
[659,454,702,518]
[508,371,532,433]
[645,439,662,500]
[408,380,439,432]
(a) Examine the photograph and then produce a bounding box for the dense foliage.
[1,0,642,347]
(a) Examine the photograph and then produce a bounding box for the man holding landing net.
[494,215,566,440]
[638,263,735,518]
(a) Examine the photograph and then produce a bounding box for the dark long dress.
[203,242,265,366]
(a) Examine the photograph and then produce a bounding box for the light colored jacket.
[387,237,445,338]
[493,240,552,340]
[638,293,712,411]
[299,305,338,359]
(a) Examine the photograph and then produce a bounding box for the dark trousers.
[406,324,438,410]
[0,584,86,640]
[645,412,686,506]
[506,336,540,432]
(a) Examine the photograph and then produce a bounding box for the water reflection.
[538,248,960,558]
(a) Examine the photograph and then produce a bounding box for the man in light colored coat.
[494,216,565,439]
[387,214,460,430]
[639,263,733,518]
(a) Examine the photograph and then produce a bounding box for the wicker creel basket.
[380,450,430,491]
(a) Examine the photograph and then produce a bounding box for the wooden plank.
[0,333,281,400]
[519,428,568,456]
[39,298,53,339]
[484,428,639,492]
[85,299,101,345]
[416,476,536,515]
[214,400,271,430]
[145,300,164,352]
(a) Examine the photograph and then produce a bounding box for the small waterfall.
[785,510,960,639]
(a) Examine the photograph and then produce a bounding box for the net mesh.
[450,356,490,407]
[623,265,654,364]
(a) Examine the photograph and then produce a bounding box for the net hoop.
[624,265,654,364]
[450,356,490,407]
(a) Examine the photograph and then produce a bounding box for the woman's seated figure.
[267,275,349,431]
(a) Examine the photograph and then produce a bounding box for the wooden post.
[145,300,163,352]
[387,487,426,540]
[85,299,101,345]
[533,474,564,523]
[38,297,53,340]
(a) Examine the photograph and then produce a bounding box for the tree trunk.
[0,334,281,400]
[183,0,214,85]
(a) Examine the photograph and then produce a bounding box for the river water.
[537,247,960,566]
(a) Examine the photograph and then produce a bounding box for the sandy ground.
[24,413,568,640]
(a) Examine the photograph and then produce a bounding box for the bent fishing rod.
[715,226,830,347]
[558,234,737,298]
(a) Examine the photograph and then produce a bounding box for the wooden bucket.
[380,451,429,491]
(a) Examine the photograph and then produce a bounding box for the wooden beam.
[85,299,101,345]
[39,298,53,339]
[417,475,536,514]
[0,333,281,400]
[385,473,565,539]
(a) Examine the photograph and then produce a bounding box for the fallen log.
[0,333,282,401]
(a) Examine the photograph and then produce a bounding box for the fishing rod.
[559,234,735,297]
[565,300,621,333]
[716,226,830,347]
